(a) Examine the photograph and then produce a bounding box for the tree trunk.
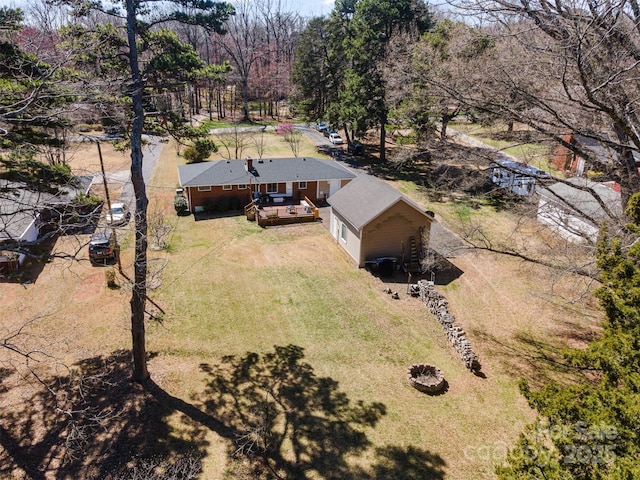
[379,110,387,162]
[613,124,640,210]
[126,0,150,383]
[440,113,449,140]
[240,78,250,122]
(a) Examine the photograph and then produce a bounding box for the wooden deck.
[245,197,320,226]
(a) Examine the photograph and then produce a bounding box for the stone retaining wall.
[416,280,481,372]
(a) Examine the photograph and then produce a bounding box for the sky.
[0,0,337,18]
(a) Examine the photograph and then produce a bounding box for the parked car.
[316,122,328,132]
[329,133,344,145]
[323,128,336,138]
[105,202,130,226]
[89,230,117,265]
[348,141,364,155]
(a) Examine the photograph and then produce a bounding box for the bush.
[73,192,102,207]
[105,268,118,288]
[194,138,217,157]
[174,195,188,215]
[215,197,230,212]
[184,138,218,164]
[183,146,201,164]
[202,199,216,212]
[228,197,243,211]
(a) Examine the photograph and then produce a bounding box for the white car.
[329,133,343,144]
[105,202,130,226]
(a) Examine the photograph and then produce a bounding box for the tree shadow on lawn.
[0,347,446,479]
[198,344,447,479]
[471,329,590,389]
[0,350,209,479]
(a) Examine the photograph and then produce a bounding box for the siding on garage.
[330,210,362,265]
[360,200,430,267]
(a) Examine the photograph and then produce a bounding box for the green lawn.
[448,121,560,175]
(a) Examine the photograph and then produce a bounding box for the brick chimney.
[245,156,253,171]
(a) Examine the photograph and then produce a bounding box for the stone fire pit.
[407,363,446,394]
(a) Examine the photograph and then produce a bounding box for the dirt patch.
[73,271,107,302]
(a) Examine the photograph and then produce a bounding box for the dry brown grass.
[0,131,604,480]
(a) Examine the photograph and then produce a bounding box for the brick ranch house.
[177,157,356,213]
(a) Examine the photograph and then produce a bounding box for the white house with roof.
[327,174,433,269]
[1,178,93,272]
[537,178,622,243]
[490,159,549,196]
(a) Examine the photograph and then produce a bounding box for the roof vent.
[258,159,264,163]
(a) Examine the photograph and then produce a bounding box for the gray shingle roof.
[328,174,430,230]
[1,177,93,241]
[178,157,356,187]
[537,178,622,223]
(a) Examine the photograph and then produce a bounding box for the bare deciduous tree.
[445,0,640,208]
[215,126,250,159]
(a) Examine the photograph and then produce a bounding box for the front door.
[286,182,293,197]
[329,180,340,197]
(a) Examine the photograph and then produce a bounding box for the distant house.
[537,177,622,243]
[327,174,433,269]
[0,177,92,271]
[177,157,357,213]
[490,159,549,196]
[551,133,640,178]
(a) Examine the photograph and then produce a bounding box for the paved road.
[93,135,165,209]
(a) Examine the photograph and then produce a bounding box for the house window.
[299,181,307,189]
[197,186,211,192]
[266,183,278,193]
[222,185,232,191]
[340,223,347,243]
[237,184,248,190]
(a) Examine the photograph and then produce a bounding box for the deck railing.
[245,197,320,226]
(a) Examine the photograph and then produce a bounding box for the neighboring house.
[551,133,640,177]
[0,177,92,271]
[0,183,41,267]
[327,174,433,269]
[490,159,549,196]
[551,133,590,176]
[537,177,622,243]
[177,157,357,213]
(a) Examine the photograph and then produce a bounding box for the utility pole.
[96,139,123,273]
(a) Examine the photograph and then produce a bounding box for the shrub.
[228,197,243,211]
[105,268,118,288]
[276,122,294,135]
[184,139,217,164]
[183,146,200,164]
[194,138,217,157]
[215,197,230,212]
[174,195,188,215]
[202,199,216,212]
[73,192,102,207]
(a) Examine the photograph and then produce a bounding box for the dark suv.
[348,141,364,155]
[89,230,117,265]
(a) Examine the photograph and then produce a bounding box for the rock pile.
[415,280,481,372]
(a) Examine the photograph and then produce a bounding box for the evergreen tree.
[56,0,233,382]
[497,193,640,479]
